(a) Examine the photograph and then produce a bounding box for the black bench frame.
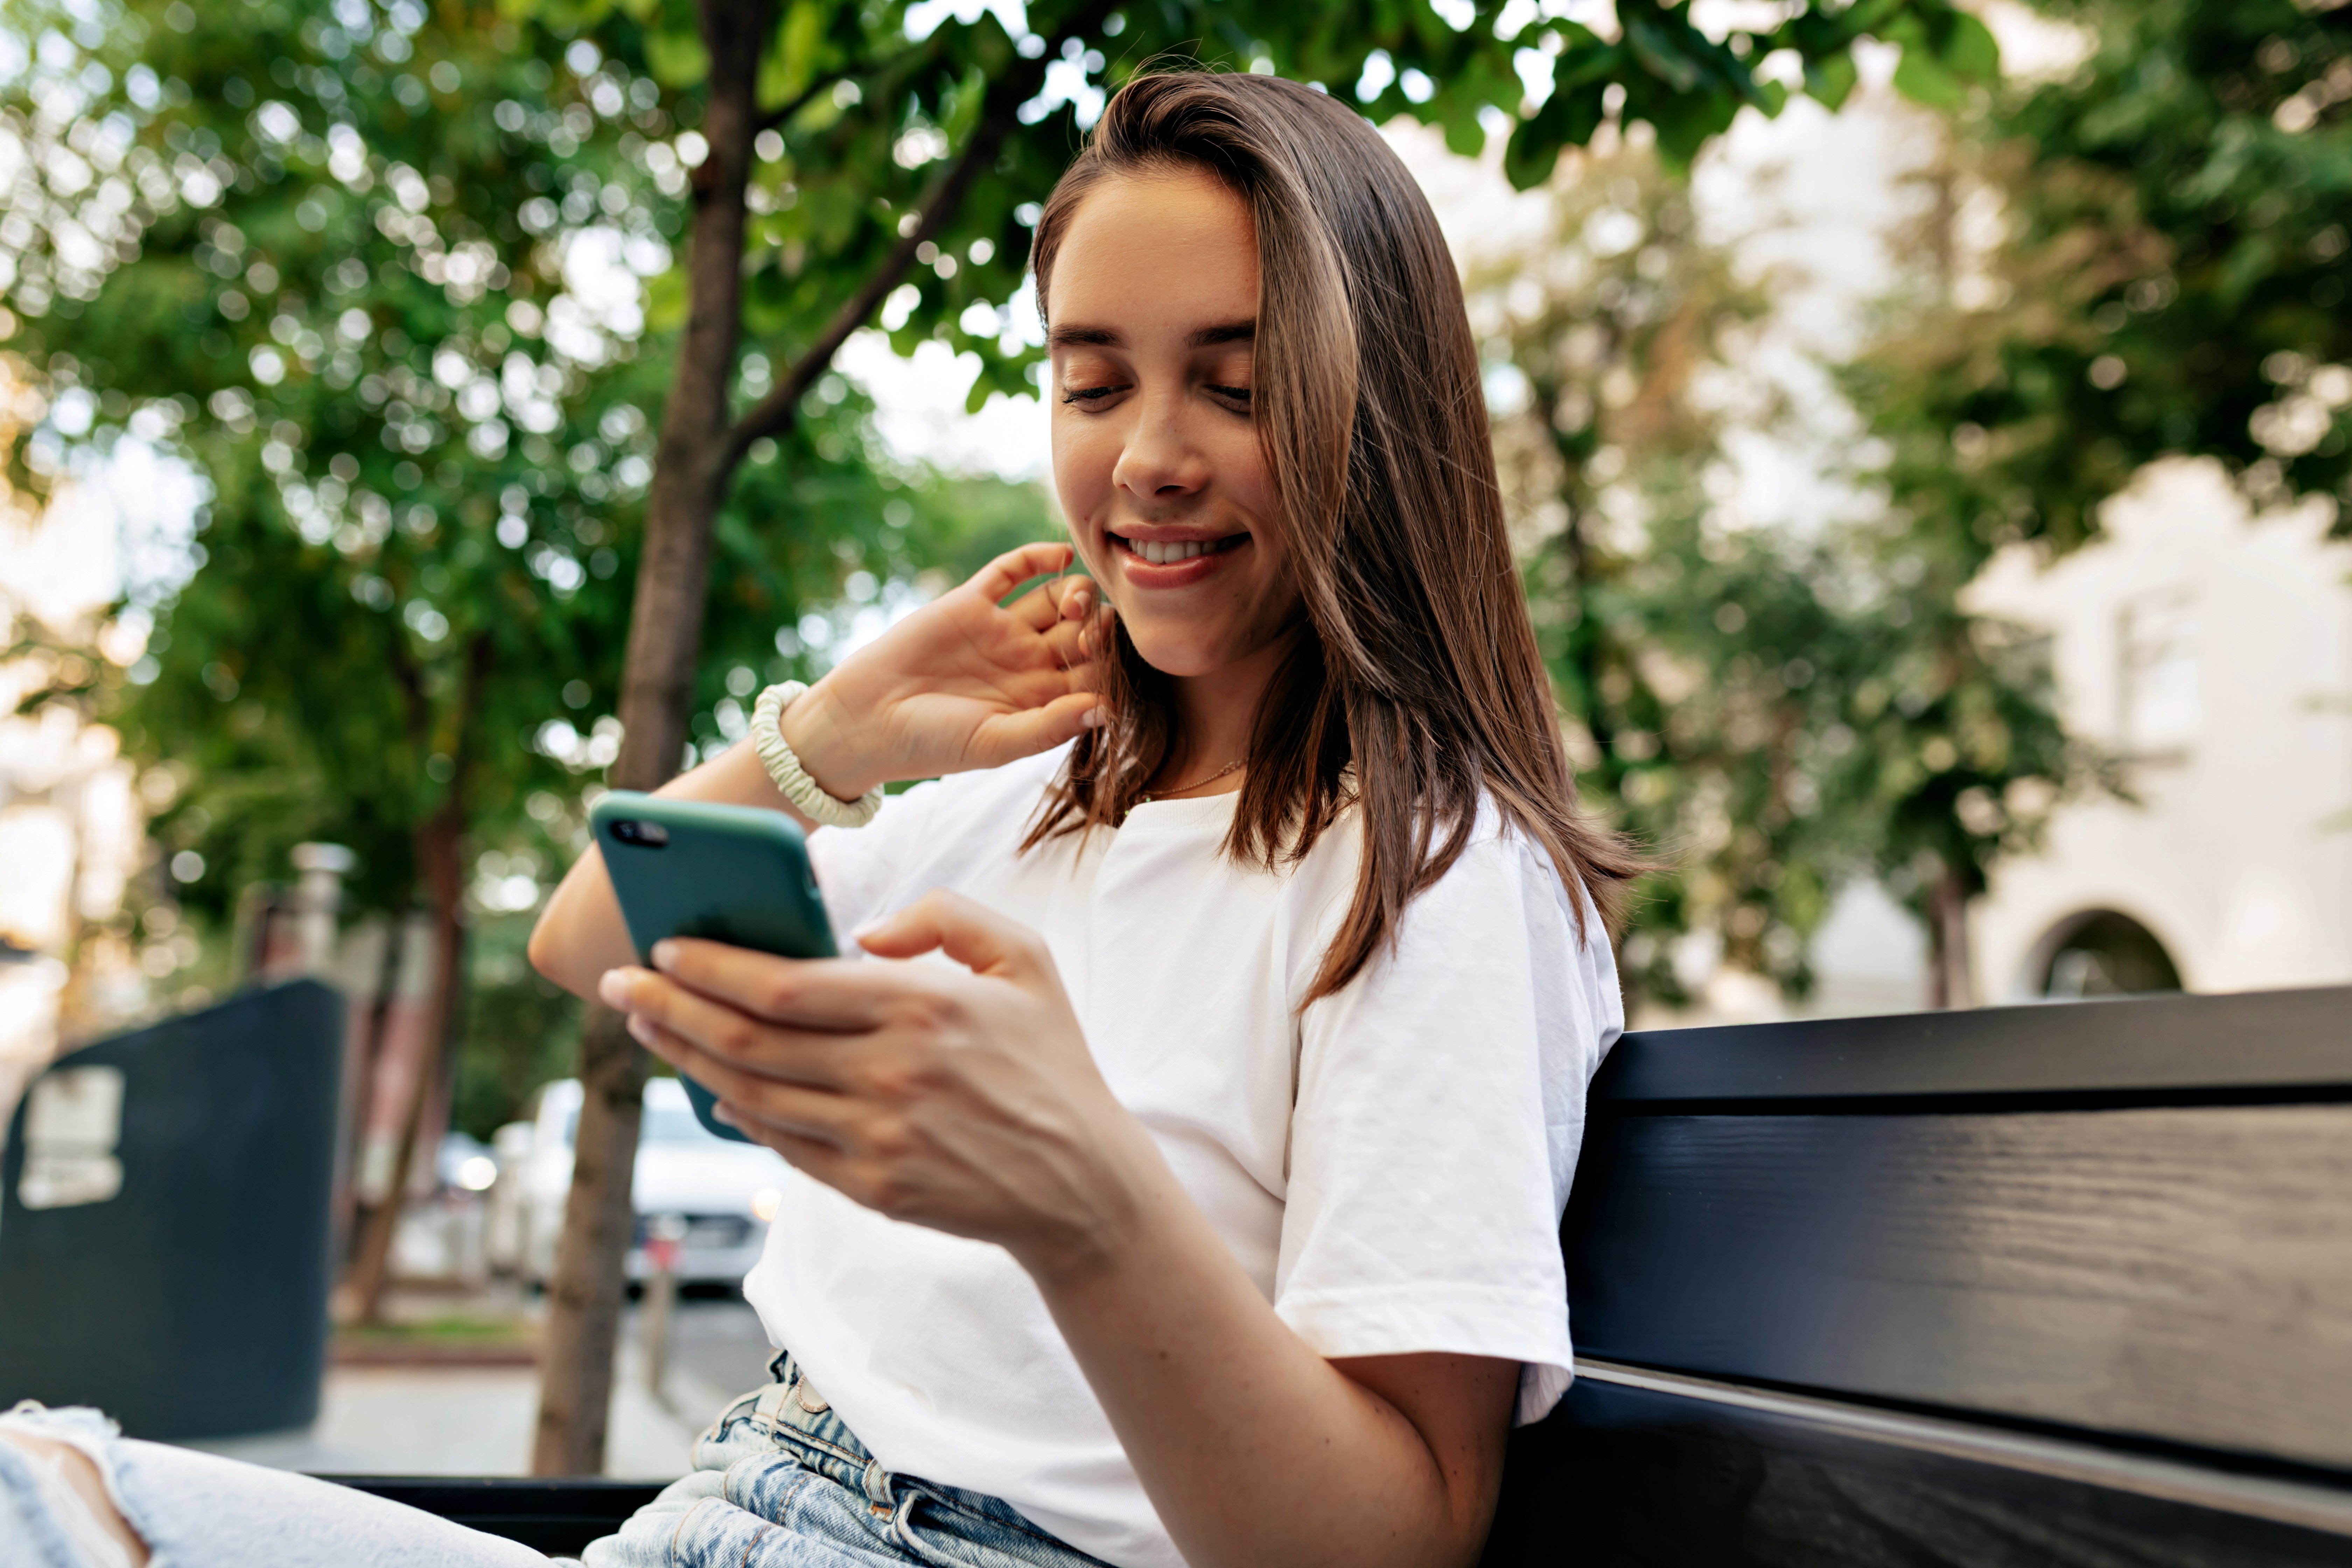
[338,986,2352,1565]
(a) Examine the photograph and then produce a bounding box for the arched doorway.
[2032,910,2183,998]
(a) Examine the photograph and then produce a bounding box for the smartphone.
[589,791,838,1142]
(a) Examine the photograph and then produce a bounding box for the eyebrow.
[1188,320,1256,347]
[1046,320,1258,349]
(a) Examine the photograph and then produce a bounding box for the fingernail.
[625,1014,657,1045]
[712,1102,738,1126]
[651,939,678,971]
[850,916,885,940]
[598,969,634,1008]
[1082,706,1108,728]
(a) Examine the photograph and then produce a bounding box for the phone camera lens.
[610,819,667,847]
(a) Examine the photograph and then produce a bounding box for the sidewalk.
[180,1304,757,1482]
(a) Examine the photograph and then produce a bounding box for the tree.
[1476,134,2082,1010]
[0,0,945,1320]
[1843,0,2352,562]
[1833,0,2352,990]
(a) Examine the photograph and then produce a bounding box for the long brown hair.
[1026,70,1639,1003]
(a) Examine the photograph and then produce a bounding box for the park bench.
[278,985,2352,1562]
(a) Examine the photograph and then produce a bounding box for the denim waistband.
[728,1351,1072,1549]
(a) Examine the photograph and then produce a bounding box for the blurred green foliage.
[0,0,1970,1110]
[1847,0,2352,556]
[0,0,1017,923]
[1479,143,2087,1004]
[0,0,1057,1128]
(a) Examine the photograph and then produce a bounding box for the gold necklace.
[1136,757,1244,807]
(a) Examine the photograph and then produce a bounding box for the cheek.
[1216,434,1291,599]
[1051,414,1118,522]
[1220,436,1276,520]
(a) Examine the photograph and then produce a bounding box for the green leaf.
[644,25,710,88]
[1549,26,1623,93]
[1441,97,1487,158]
[760,0,824,111]
[1504,78,1609,190]
[1891,41,1965,110]
[1623,11,1702,95]
[1644,81,1738,170]
[1938,9,2000,85]
[1805,51,1857,112]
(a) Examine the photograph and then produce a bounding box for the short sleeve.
[1272,827,1622,1425]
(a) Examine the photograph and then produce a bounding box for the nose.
[1111,388,1210,504]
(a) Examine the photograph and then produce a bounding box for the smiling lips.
[1114,532,1248,566]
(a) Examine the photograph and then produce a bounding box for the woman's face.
[1047,168,1302,680]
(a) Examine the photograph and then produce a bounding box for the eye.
[1205,383,1252,408]
[1059,383,1128,407]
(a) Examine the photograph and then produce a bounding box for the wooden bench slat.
[1483,1368,2352,1568]
[1564,1105,2352,1472]
[1591,987,2352,1111]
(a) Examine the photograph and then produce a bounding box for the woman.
[0,69,1630,1568]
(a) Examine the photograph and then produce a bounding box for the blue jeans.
[0,1358,1109,1568]
[0,1402,547,1567]
[586,1354,1110,1568]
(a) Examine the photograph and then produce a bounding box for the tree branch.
[717,4,1118,483]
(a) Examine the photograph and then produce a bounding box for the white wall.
[1965,458,2352,998]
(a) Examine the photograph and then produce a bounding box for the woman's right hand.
[782,541,1110,799]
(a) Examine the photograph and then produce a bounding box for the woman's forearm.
[527,742,810,1000]
[1024,1139,1512,1568]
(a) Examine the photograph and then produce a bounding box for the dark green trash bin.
[0,978,345,1440]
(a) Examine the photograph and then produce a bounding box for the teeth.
[1129,538,1217,565]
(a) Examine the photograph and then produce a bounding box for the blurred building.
[1962,458,2352,1000]
[0,386,154,1115]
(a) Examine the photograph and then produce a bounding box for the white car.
[489,1077,789,1287]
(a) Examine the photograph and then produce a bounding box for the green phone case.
[589,791,837,1143]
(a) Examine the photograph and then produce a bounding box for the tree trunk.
[528,1007,646,1473]
[1925,861,1974,1010]
[528,0,1114,1473]
[342,801,469,1323]
[530,0,769,1476]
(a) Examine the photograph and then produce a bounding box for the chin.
[1121,625,1232,679]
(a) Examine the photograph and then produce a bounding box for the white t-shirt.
[742,746,1623,1568]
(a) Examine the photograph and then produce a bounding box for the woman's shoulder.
[1277,791,1614,1022]
[1438,798,1608,953]
[1289,791,1598,935]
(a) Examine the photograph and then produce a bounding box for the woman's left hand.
[597,891,1153,1276]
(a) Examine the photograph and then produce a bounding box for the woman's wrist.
[776,676,883,800]
[1011,1117,1176,1294]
